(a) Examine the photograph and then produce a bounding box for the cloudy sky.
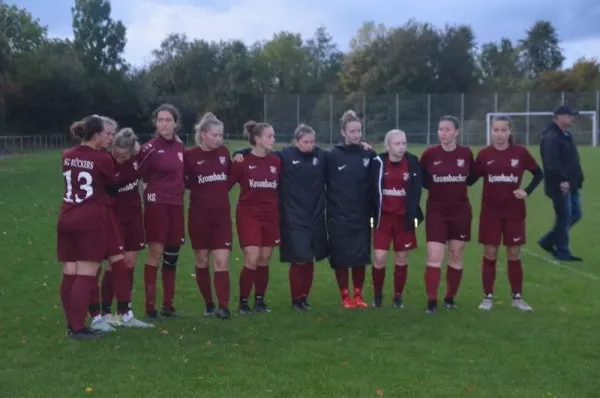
[9,0,600,67]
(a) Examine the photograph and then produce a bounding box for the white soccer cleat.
[478,294,493,311]
[103,313,123,327]
[119,312,155,328]
[512,294,533,312]
[90,317,116,332]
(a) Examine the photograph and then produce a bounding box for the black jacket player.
[326,110,377,309]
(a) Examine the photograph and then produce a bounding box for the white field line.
[522,247,600,281]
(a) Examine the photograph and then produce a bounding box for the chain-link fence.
[2,91,599,156]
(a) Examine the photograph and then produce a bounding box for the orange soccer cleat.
[353,289,369,309]
[340,289,356,309]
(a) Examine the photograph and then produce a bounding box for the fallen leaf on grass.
[179,335,184,340]
[218,366,225,371]
[342,361,348,366]
[376,388,384,396]
[21,338,26,344]
[184,358,188,363]
[206,340,213,348]
[465,385,475,392]
[336,338,343,342]
[159,329,169,335]
[130,366,135,370]
[84,386,93,393]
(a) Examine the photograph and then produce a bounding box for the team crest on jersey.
[133,161,138,170]
[177,152,183,162]
[403,172,410,181]
[270,166,276,174]
[219,156,226,165]
[363,158,370,167]
[511,158,519,167]
[457,158,465,167]
[312,157,318,166]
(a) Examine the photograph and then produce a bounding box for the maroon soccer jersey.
[137,135,185,206]
[381,157,409,215]
[113,157,142,214]
[184,145,231,212]
[230,152,281,217]
[420,145,474,215]
[475,144,539,218]
[59,145,116,231]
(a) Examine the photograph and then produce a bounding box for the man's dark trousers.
[539,189,582,259]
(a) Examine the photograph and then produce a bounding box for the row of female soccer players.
[56,104,542,339]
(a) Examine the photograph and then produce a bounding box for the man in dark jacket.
[538,105,584,261]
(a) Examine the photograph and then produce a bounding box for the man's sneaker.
[372,295,383,308]
[215,307,231,319]
[70,327,101,340]
[538,241,555,255]
[291,300,307,312]
[160,307,178,318]
[444,297,457,309]
[119,312,155,328]
[556,254,583,262]
[392,295,404,309]
[353,289,369,309]
[425,300,437,314]
[103,313,123,327]
[254,297,271,313]
[478,294,493,311]
[300,297,312,311]
[239,299,252,315]
[90,317,115,333]
[512,293,533,312]
[204,303,216,317]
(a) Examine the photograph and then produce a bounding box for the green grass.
[1,143,599,398]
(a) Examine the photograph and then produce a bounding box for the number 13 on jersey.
[63,169,94,203]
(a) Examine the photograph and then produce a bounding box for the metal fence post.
[395,93,399,129]
[494,92,498,112]
[329,94,333,146]
[526,91,531,146]
[460,93,465,145]
[263,94,267,122]
[362,92,367,138]
[426,93,431,145]
[296,94,300,126]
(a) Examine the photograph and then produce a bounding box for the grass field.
[1,143,599,398]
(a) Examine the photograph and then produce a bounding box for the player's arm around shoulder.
[465,146,479,186]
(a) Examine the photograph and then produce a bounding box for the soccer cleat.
[145,309,163,320]
[160,307,178,318]
[353,289,369,309]
[204,303,216,317]
[512,293,533,312]
[372,295,383,308]
[254,297,271,313]
[478,294,493,311]
[215,307,231,320]
[444,297,457,309]
[239,299,252,315]
[425,300,437,314]
[291,300,307,312]
[103,314,123,327]
[90,317,116,333]
[392,295,404,309]
[300,297,312,311]
[120,313,155,328]
[70,327,102,340]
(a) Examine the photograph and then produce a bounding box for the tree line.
[2,0,600,141]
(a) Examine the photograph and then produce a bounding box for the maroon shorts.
[115,207,145,252]
[188,207,233,250]
[478,211,526,246]
[373,213,417,251]
[236,211,279,248]
[425,208,472,243]
[144,203,185,247]
[57,213,122,263]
